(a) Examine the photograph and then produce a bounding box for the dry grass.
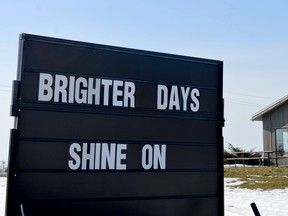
[224,166,288,190]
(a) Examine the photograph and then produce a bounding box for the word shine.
[68,143,166,170]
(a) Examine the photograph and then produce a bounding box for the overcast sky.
[1,0,288,160]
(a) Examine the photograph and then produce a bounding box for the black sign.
[6,34,224,216]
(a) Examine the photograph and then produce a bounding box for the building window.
[276,128,288,156]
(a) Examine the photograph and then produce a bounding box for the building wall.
[262,102,288,166]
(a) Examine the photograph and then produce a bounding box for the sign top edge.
[20,33,223,65]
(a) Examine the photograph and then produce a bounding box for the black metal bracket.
[11,80,21,117]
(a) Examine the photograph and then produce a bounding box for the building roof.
[251,95,288,121]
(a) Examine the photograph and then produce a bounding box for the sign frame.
[6,34,224,216]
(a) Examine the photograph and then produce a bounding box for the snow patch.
[225,178,288,216]
[0,177,6,216]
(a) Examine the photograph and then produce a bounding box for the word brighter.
[38,73,201,112]
[68,143,166,170]
[38,73,136,107]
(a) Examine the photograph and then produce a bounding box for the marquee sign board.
[6,34,224,216]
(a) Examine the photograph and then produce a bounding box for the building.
[251,95,288,166]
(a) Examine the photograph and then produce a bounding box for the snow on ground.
[0,177,6,216]
[225,178,288,216]
[0,176,287,216]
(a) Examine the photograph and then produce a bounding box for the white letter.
[88,78,101,105]
[81,143,95,170]
[153,145,166,169]
[157,85,168,110]
[38,73,53,101]
[54,75,68,103]
[68,76,75,103]
[94,143,101,169]
[113,80,123,106]
[190,88,200,112]
[116,144,127,170]
[142,144,153,170]
[181,87,190,111]
[75,77,88,104]
[124,81,135,107]
[169,86,180,110]
[101,143,116,169]
[102,79,113,106]
[68,143,81,170]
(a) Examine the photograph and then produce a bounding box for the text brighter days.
[38,73,200,112]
